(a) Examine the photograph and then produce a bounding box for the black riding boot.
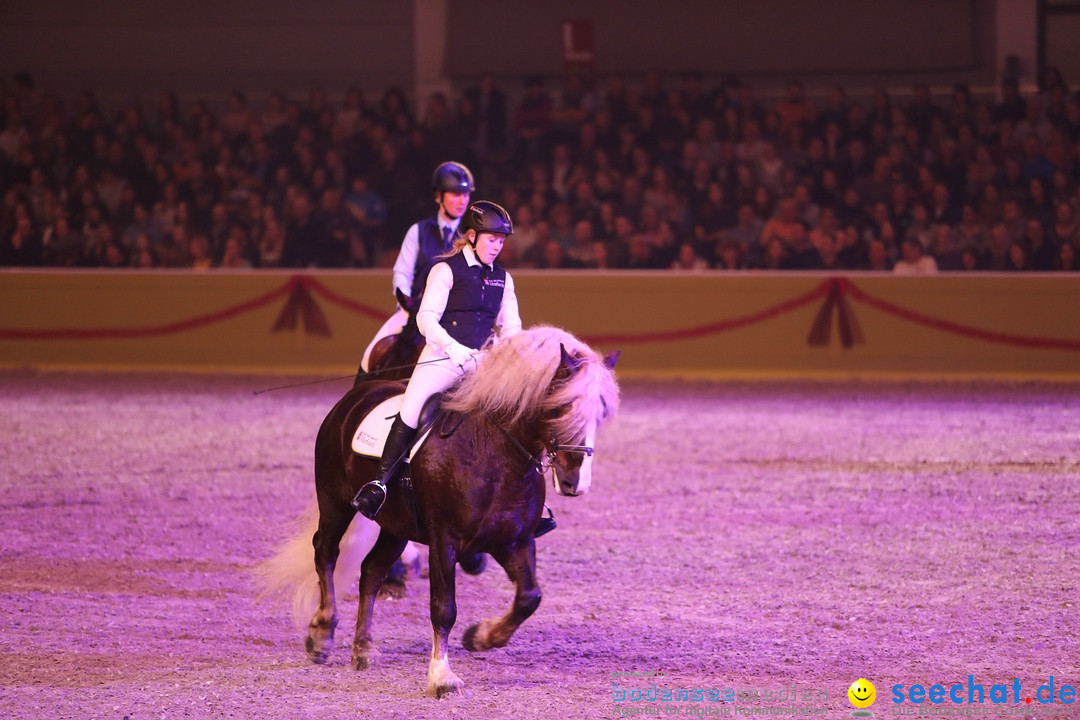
[351,415,416,520]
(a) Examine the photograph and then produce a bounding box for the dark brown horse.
[261,326,619,697]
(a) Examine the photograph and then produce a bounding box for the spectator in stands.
[1024,176,1054,227]
[316,187,358,267]
[189,233,212,270]
[929,223,962,270]
[281,190,329,268]
[893,236,938,274]
[565,219,598,267]
[1048,200,1079,248]
[982,223,1013,271]
[1014,96,1053,145]
[343,174,389,259]
[219,234,252,269]
[1,214,41,265]
[865,238,892,271]
[41,216,82,267]
[670,241,709,270]
[755,236,792,270]
[257,213,285,268]
[1017,218,1051,272]
[714,239,743,270]
[693,180,735,263]
[956,203,988,250]
[1019,133,1056,183]
[1004,241,1029,271]
[1054,240,1078,270]
[928,182,961,226]
[855,154,895,208]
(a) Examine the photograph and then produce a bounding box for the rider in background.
[359,161,475,372]
[353,200,555,537]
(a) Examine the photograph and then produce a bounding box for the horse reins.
[483,410,594,476]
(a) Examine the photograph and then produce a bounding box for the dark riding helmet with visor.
[460,200,513,245]
[431,161,475,195]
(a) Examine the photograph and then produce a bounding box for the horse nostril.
[560,480,575,495]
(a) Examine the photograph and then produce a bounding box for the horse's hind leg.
[305,508,352,664]
[378,558,407,600]
[462,540,541,652]
[426,537,464,698]
[352,529,407,670]
[378,541,425,599]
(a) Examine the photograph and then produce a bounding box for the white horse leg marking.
[427,650,464,697]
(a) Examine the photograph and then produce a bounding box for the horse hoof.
[304,637,330,665]
[461,624,485,652]
[351,650,379,671]
[377,578,406,600]
[459,553,487,576]
[434,680,466,699]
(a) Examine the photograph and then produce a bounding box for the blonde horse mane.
[443,325,620,442]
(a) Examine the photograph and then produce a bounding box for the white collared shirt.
[416,244,521,354]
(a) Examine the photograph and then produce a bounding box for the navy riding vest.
[411,217,454,300]
[438,252,506,349]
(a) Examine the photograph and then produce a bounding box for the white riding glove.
[445,342,478,369]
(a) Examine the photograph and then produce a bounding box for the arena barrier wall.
[2,270,1079,379]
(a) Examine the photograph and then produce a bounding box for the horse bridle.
[484,410,594,475]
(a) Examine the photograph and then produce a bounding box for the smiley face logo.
[848,678,876,709]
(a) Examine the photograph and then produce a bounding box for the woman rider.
[359,161,474,372]
[352,200,555,537]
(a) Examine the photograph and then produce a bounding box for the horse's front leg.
[426,537,464,698]
[352,528,407,670]
[462,539,541,652]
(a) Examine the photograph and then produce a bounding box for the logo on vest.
[483,277,505,288]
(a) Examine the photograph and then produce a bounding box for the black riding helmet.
[431,161,475,194]
[460,201,514,243]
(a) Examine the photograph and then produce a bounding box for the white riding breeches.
[360,308,408,372]
[397,344,472,428]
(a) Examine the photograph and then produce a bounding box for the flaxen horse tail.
[255,497,381,627]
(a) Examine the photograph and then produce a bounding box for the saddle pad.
[350,395,431,461]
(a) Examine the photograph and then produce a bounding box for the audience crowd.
[2,69,1080,272]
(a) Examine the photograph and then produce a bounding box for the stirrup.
[351,480,387,520]
[533,506,557,538]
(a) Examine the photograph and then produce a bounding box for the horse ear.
[556,343,584,380]
[603,350,621,369]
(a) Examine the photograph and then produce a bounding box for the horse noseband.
[541,436,594,473]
